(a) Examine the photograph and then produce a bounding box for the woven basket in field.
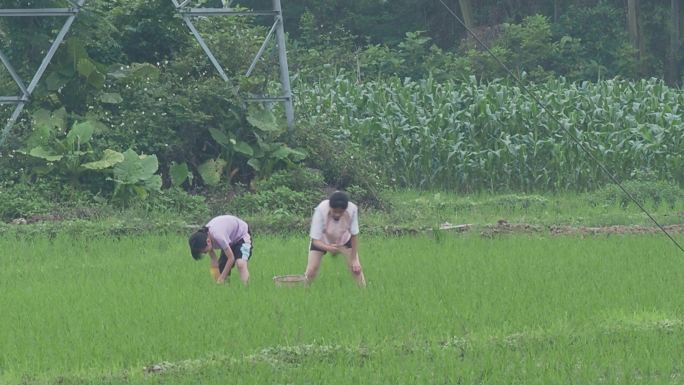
[273,274,307,287]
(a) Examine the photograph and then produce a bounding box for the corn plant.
[296,75,684,192]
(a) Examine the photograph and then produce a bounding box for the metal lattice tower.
[0,0,85,146]
[0,0,295,147]
[172,0,295,130]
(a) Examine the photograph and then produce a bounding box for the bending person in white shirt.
[305,191,365,287]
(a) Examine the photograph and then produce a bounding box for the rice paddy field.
[2,232,684,384]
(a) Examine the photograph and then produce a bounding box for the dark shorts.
[309,239,352,254]
[218,232,252,273]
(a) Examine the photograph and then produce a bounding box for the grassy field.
[2,233,684,384]
[363,189,684,232]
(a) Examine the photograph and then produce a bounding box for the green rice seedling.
[2,233,684,384]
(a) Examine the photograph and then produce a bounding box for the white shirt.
[309,200,359,245]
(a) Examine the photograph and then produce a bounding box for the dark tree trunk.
[666,0,683,85]
[554,0,560,23]
[627,0,644,73]
[458,0,475,30]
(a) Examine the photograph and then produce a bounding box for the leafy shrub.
[345,184,386,209]
[19,109,116,187]
[500,15,556,82]
[555,2,638,80]
[358,32,471,82]
[0,180,108,222]
[290,119,387,206]
[291,10,358,80]
[111,0,191,63]
[230,186,319,217]
[0,217,192,239]
[131,187,210,221]
[244,211,309,235]
[254,167,325,192]
[0,182,53,221]
[589,180,683,209]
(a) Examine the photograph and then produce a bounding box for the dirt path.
[548,224,684,236]
[479,220,684,237]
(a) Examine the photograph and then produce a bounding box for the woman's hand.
[328,244,342,255]
[351,260,362,273]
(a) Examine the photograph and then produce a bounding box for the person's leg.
[231,239,251,284]
[305,250,325,283]
[235,259,249,284]
[341,248,366,287]
[218,251,234,277]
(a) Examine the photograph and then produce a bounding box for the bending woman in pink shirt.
[188,215,252,284]
[305,191,366,287]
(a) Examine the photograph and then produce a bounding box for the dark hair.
[188,226,209,260]
[329,191,349,209]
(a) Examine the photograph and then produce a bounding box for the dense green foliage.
[1,0,300,194]
[3,186,684,239]
[1,0,683,219]
[280,0,681,82]
[297,75,684,191]
[4,3,684,383]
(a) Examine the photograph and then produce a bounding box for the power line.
[437,0,684,254]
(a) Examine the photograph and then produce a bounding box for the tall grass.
[361,188,684,232]
[296,75,684,192]
[2,234,684,384]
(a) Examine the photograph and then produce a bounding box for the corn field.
[296,76,684,192]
